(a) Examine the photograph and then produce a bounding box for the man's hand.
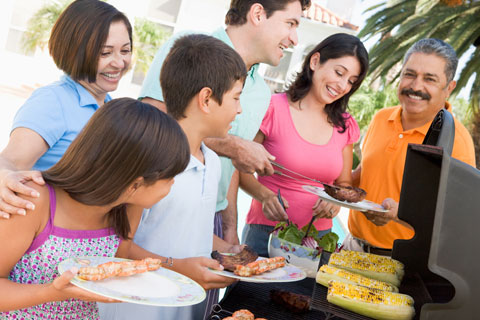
[231,139,275,176]
[261,192,289,222]
[363,198,399,226]
[0,170,45,218]
[174,257,236,290]
[312,198,340,219]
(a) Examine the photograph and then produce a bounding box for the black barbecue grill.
[213,109,479,319]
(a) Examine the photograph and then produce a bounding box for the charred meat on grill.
[323,184,367,203]
[211,246,259,272]
[270,289,311,313]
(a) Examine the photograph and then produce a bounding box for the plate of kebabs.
[302,185,388,213]
[210,246,306,283]
[58,256,206,306]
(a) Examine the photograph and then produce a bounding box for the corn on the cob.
[327,280,415,320]
[339,250,405,279]
[328,251,401,287]
[316,265,398,292]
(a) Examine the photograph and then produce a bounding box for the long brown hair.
[43,98,190,239]
[287,33,369,133]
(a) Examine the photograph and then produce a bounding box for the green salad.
[272,221,339,253]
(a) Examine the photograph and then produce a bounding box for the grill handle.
[422,109,455,156]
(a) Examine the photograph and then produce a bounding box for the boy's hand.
[174,257,236,290]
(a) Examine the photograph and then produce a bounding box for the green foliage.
[21,0,72,54]
[359,0,480,113]
[348,77,399,134]
[21,1,169,79]
[133,18,171,74]
[450,97,472,127]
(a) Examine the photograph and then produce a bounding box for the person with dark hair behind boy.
[99,34,247,320]
[139,0,312,246]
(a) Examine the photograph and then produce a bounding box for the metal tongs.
[270,160,339,190]
[271,160,328,242]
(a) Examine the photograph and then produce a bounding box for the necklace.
[298,99,303,110]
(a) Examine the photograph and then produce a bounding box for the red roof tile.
[304,3,359,31]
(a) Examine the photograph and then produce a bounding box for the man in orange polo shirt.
[346,38,475,252]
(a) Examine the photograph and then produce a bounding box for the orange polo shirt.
[348,103,475,249]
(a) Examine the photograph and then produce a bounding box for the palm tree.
[359,0,480,168]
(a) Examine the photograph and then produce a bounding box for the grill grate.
[211,278,344,320]
[310,283,373,320]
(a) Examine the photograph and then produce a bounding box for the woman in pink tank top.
[240,33,369,257]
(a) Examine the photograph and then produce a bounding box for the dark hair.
[160,34,247,119]
[43,98,190,239]
[225,0,311,26]
[49,0,132,82]
[287,33,368,133]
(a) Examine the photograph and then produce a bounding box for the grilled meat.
[211,246,259,272]
[324,184,367,203]
[234,257,285,277]
[231,309,254,320]
[270,289,311,313]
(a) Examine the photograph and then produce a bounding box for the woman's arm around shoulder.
[0,128,49,218]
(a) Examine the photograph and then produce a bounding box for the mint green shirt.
[139,27,271,212]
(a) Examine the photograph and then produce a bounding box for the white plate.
[302,185,388,213]
[209,257,306,283]
[58,256,206,307]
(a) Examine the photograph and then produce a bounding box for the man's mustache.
[401,88,431,100]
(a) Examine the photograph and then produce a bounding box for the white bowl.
[268,233,321,278]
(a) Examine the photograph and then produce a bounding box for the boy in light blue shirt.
[138,0,310,245]
[99,34,247,320]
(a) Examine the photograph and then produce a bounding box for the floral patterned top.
[1,184,121,319]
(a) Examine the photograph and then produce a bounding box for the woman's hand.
[261,192,289,222]
[312,198,340,219]
[0,169,44,219]
[50,268,120,303]
[173,257,236,290]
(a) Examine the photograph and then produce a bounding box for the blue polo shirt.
[139,27,271,212]
[12,75,111,171]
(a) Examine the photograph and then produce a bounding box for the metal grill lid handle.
[422,109,455,156]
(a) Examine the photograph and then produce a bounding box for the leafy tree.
[21,0,169,85]
[359,0,480,167]
[21,0,71,54]
[132,18,171,75]
[349,77,399,134]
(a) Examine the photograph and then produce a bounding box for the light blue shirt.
[139,27,271,212]
[12,75,111,171]
[99,143,221,320]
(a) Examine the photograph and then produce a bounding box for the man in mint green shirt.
[140,0,311,245]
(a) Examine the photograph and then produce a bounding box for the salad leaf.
[276,223,304,244]
[317,232,339,253]
[301,224,319,239]
[273,222,339,251]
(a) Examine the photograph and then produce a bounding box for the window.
[263,49,293,93]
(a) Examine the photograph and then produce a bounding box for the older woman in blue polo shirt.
[0,0,132,217]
